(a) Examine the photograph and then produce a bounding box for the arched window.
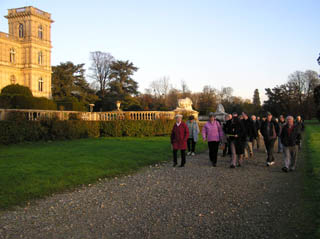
[38,78,44,92]
[19,23,24,38]
[10,48,15,63]
[10,75,16,84]
[38,51,43,65]
[38,25,43,39]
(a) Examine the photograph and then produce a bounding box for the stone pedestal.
[173,109,199,120]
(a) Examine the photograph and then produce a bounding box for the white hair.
[286,116,294,121]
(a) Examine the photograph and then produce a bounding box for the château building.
[0,6,53,98]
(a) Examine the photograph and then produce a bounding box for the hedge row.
[0,118,175,145]
[0,95,57,110]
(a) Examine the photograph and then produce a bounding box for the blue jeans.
[278,137,283,153]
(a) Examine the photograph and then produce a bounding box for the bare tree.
[181,80,191,97]
[149,76,171,97]
[89,51,114,97]
[217,86,233,102]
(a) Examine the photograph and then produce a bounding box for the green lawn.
[0,136,207,209]
[303,121,320,238]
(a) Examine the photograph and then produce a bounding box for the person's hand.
[235,134,238,138]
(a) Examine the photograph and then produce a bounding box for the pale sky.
[1,0,319,102]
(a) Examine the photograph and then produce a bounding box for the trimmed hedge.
[0,95,57,110]
[1,84,33,97]
[100,118,173,137]
[56,97,86,111]
[0,118,175,145]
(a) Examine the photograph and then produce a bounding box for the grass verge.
[0,136,207,210]
[303,121,320,238]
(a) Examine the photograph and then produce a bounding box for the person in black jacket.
[222,114,232,157]
[260,112,279,166]
[242,112,257,158]
[277,115,286,153]
[225,112,247,168]
[280,116,301,172]
[295,116,304,150]
[251,115,260,149]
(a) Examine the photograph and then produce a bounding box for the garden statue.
[213,103,228,122]
[177,97,193,111]
[174,97,199,119]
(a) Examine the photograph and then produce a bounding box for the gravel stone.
[0,148,307,239]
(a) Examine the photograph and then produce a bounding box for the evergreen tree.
[109,60,139,96]
[253,89,261,106]
[52,62,98,106]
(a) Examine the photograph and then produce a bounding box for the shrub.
[127,104,143,111]
[0,95,12,108]
[6,111,28,121]
[10,95,35,109]
[33,97,57,110]
[100,119,175,137]
[56,97,86,111]
[0,94,56,110]
[0,118,175,145]
[0,120,46,144]
[1,84,33,97]
[316,109,320,122]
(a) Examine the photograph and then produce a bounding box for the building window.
[38,78,44,92]
[10,48,15,63]
[38,25,43,39]
[10,75,16,84]
[19,23,24,38]
[38,51,43,65]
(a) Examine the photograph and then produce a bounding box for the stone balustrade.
[0,109,176,121]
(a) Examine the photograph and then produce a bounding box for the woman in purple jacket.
[202,112,224,167]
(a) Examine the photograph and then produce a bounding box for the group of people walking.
[170,112,304,172]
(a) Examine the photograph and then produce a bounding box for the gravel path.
[0,145,307,239]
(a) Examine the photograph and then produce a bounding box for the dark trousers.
[173,150,186,166]
[208,141,220,165]
[187,138,196,152]
[223,139,231,156]
[264,138,276,162]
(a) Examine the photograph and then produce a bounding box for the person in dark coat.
[280,116,301,172]
[295,115,304,150]
[260,112,279,166]
[225,112,247,168]
[171,114,189,167]
[251,115,260,149]
[277,115,286,153]
[223,114,232,157]
[242,112,257,158]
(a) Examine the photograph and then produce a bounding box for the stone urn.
[89,104,95,113]
[116,101,121,111]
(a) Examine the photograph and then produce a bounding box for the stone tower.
[0,6,53,98]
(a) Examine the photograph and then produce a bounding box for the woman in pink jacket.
[202,112,224,167]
